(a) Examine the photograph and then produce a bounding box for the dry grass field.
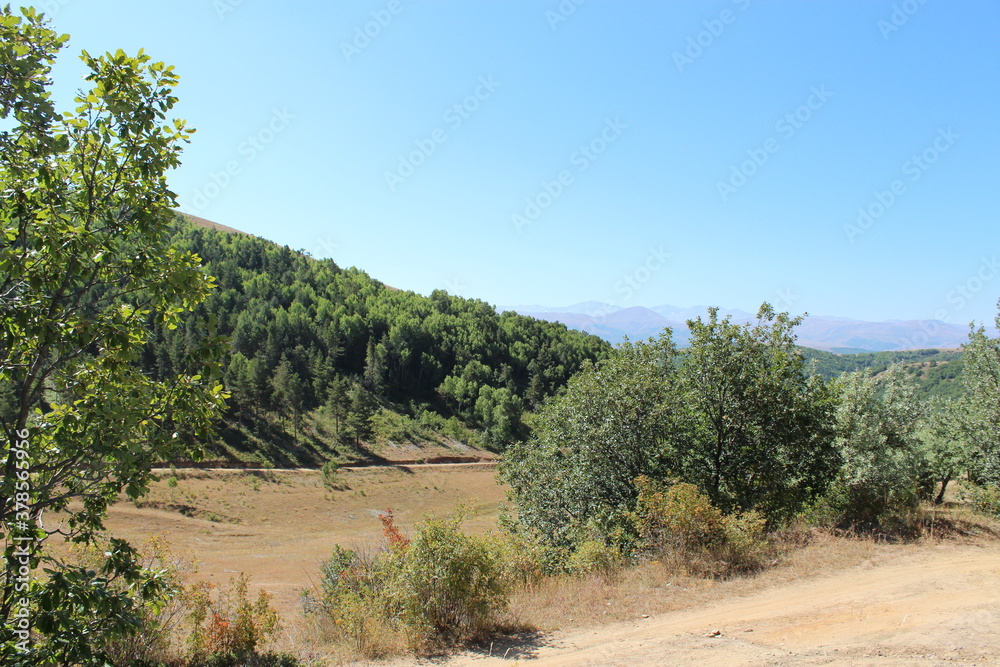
[78,467,1000,665]
[99,464,504,619]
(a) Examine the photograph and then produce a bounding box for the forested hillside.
[138,216,610,465]
[800,347,965,400]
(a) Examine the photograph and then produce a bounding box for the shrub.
[186,573,281,664]
[66,537,191,666]
[399,513,512,641]
[633,477,725,552]
[962,483,1000,518]
[315,509,516,656]
[321,459,341,490]
[565,539,624,579]
[632,476,769,576]
[819,365,927,530]
[718,509,769,573]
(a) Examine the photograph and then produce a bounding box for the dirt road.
[448,541,1000,666]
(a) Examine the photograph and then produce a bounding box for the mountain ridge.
[176,214,976,354]
[509,303,974,352]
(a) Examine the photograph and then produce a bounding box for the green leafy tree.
[474,385,523,448]
[345,383,377,446]
[502,305,838,562]
[819,364,927,526]
[0,9,226,663]
[270,355,306,436]
[961,321,1000,486]
[501,335,682,553]
[677,305,836,520]
[919,396,973,504]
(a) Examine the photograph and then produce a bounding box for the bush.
[321,459,341,489]
[315,509,516,656]
[61,537,191,666]
[632,476,769,576]
[962,483,1000,517]
[186,573,281,664]
[819,365,927,530]
[565,539,624,579]
[403,513,513,640]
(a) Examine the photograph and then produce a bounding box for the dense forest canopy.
[137,216,611,463]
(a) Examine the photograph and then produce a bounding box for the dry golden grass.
[73,465,504,618]
[55,469,1000,665]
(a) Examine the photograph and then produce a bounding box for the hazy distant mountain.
[649,305,755,323]
[507,301,622,317]
[513,303,971,352]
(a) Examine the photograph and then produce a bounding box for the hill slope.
[143,215,610,466]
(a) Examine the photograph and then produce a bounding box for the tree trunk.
[934,475,951,505]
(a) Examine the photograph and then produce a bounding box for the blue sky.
[41,0,1000,326]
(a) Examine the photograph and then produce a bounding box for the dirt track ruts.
[443,541,1000,666]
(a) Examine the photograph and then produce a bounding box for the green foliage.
[321,459,341,490]
[399,513,512,640]
[801,347,962,380]
[84,537,190,666]
[633,477,726,553]
[0,9,226,662]
[961,323,1000,486]
[315,510,515,655]
[147,219,610,463]
[500,334,682,555]
[918,396,974,503]
[678,305,836,519]
[502,305,836,562]
[813,365,927,529]
[962,483,1000,518]
[565,539,624,578]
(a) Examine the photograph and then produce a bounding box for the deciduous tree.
[0,9,225,662]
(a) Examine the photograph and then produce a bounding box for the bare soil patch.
[443,533,1000,666]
